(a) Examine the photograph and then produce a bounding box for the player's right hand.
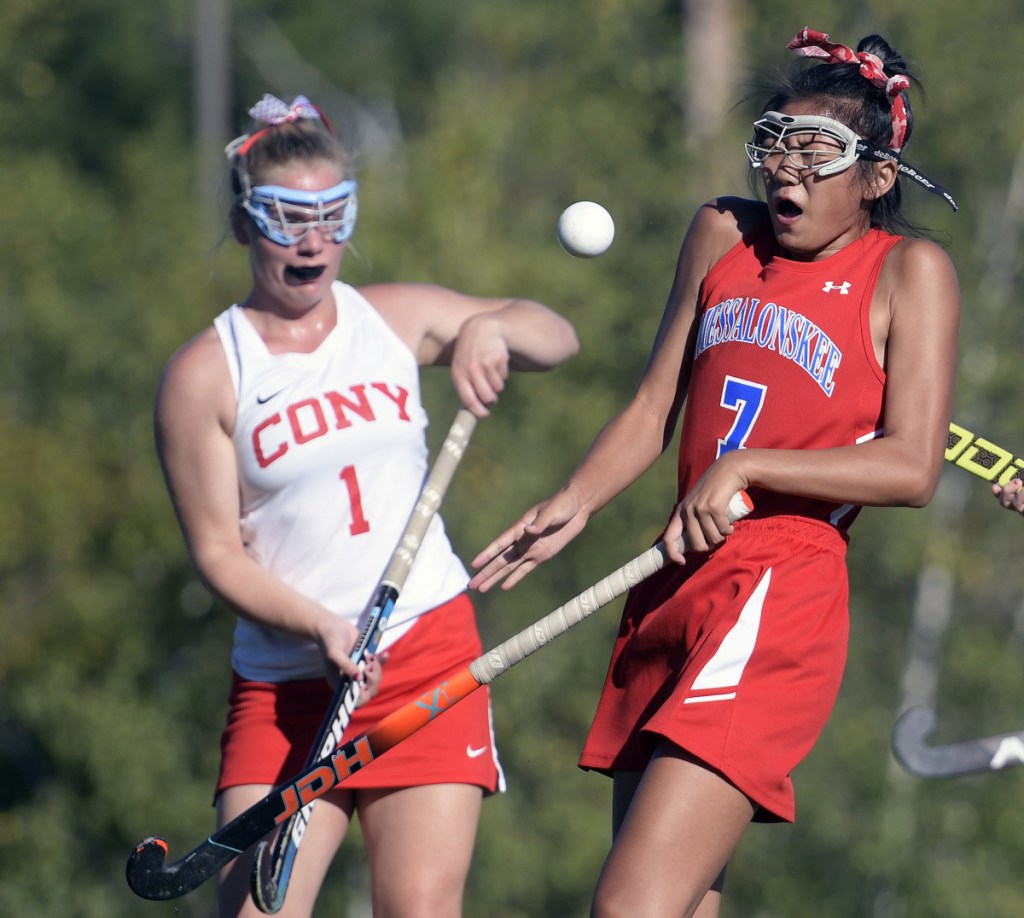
[314,614,384,701]
[992,479,1024,515]
[468,487,589,592]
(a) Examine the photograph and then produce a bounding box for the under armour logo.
[822,281,851,294]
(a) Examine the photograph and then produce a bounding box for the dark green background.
[2,1,1024,914]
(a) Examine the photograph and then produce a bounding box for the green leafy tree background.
[2,1,1023,915]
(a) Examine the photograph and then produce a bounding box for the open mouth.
[285,265,327,282]
[774,199,803,219]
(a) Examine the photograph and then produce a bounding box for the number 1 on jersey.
[339,465,371,535]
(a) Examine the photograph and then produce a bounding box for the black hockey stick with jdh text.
[250,406,477,913]
[125,491,753,901]
[126,407,476,906]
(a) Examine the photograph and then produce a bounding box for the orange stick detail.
[366,667,482,757]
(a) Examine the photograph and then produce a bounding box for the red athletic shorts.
[580,516,849,823]
[216,593,504,798]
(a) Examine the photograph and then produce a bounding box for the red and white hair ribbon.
[230,94,331,159]
[248,94,322,126]
[787,28,909,151]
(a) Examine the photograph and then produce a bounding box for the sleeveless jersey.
[213,281,470,682]
[678,223,901,531]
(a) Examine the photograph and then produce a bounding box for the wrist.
[718,447,753,491]
[561,478,596,520]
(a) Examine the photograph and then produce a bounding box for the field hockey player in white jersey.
[153,93,579,917]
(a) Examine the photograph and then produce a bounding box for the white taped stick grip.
[381,408,477,587]
[470,542,666,683]
[469,489,753,684]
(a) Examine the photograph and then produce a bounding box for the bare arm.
[469,201,748,590]
[154,331,368,686]
[675,236,960,551]
[362,283,579,416]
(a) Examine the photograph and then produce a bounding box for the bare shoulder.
[701,196,770,234]
[160,326,225,393]
[359,281,517,359]
[358,282,456,312]
[156,325,235,429]
[880,236,961,310]
[885,235,957,278]
[357,281,443,345]
[358,281,423,307]
[678,197,766,278]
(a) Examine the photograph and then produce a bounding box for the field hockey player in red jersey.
[154,93,578,917]
[470,28,959,917]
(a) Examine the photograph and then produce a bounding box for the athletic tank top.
[214,281,470,681]
[678,223,901,532]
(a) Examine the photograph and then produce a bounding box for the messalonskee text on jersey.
[695,297,843,397]
[252,382,411,468]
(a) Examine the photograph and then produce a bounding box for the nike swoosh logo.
[466,745,488,758]
[257,389,285,405]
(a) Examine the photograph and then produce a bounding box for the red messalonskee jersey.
[678,224,901,532]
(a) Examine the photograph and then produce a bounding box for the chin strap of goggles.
[857,144,958,212]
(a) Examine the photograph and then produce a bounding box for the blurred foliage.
[1,0,1023,915]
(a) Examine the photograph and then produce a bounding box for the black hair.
[753,34,925,236]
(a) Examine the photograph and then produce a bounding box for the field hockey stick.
[892,706,1024,779]
[249,407,478,913]
[886,423,1024,781]
[945,421,1024,485]
[126,406,477,904]
[126,490,753,901]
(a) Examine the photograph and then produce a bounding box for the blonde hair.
[226,112,352,204]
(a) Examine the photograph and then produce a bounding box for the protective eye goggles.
[241,180,359,246]
[745,112,861,177]
[745,111,958,211]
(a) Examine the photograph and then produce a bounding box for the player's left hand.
[449,314,510,416]
[670,454,750,562]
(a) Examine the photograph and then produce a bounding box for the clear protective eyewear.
[745,111,959,211]
[242,180,358,246]
[745,112,861,178]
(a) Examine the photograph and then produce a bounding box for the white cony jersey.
[213,281,470,681]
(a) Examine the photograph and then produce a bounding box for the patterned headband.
[248,94,322,126]
[230,94,333,160]
[787,28,910,152]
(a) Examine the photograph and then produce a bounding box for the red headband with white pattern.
[787,28,910,152]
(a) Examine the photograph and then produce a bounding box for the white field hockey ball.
[557,201,615,258]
